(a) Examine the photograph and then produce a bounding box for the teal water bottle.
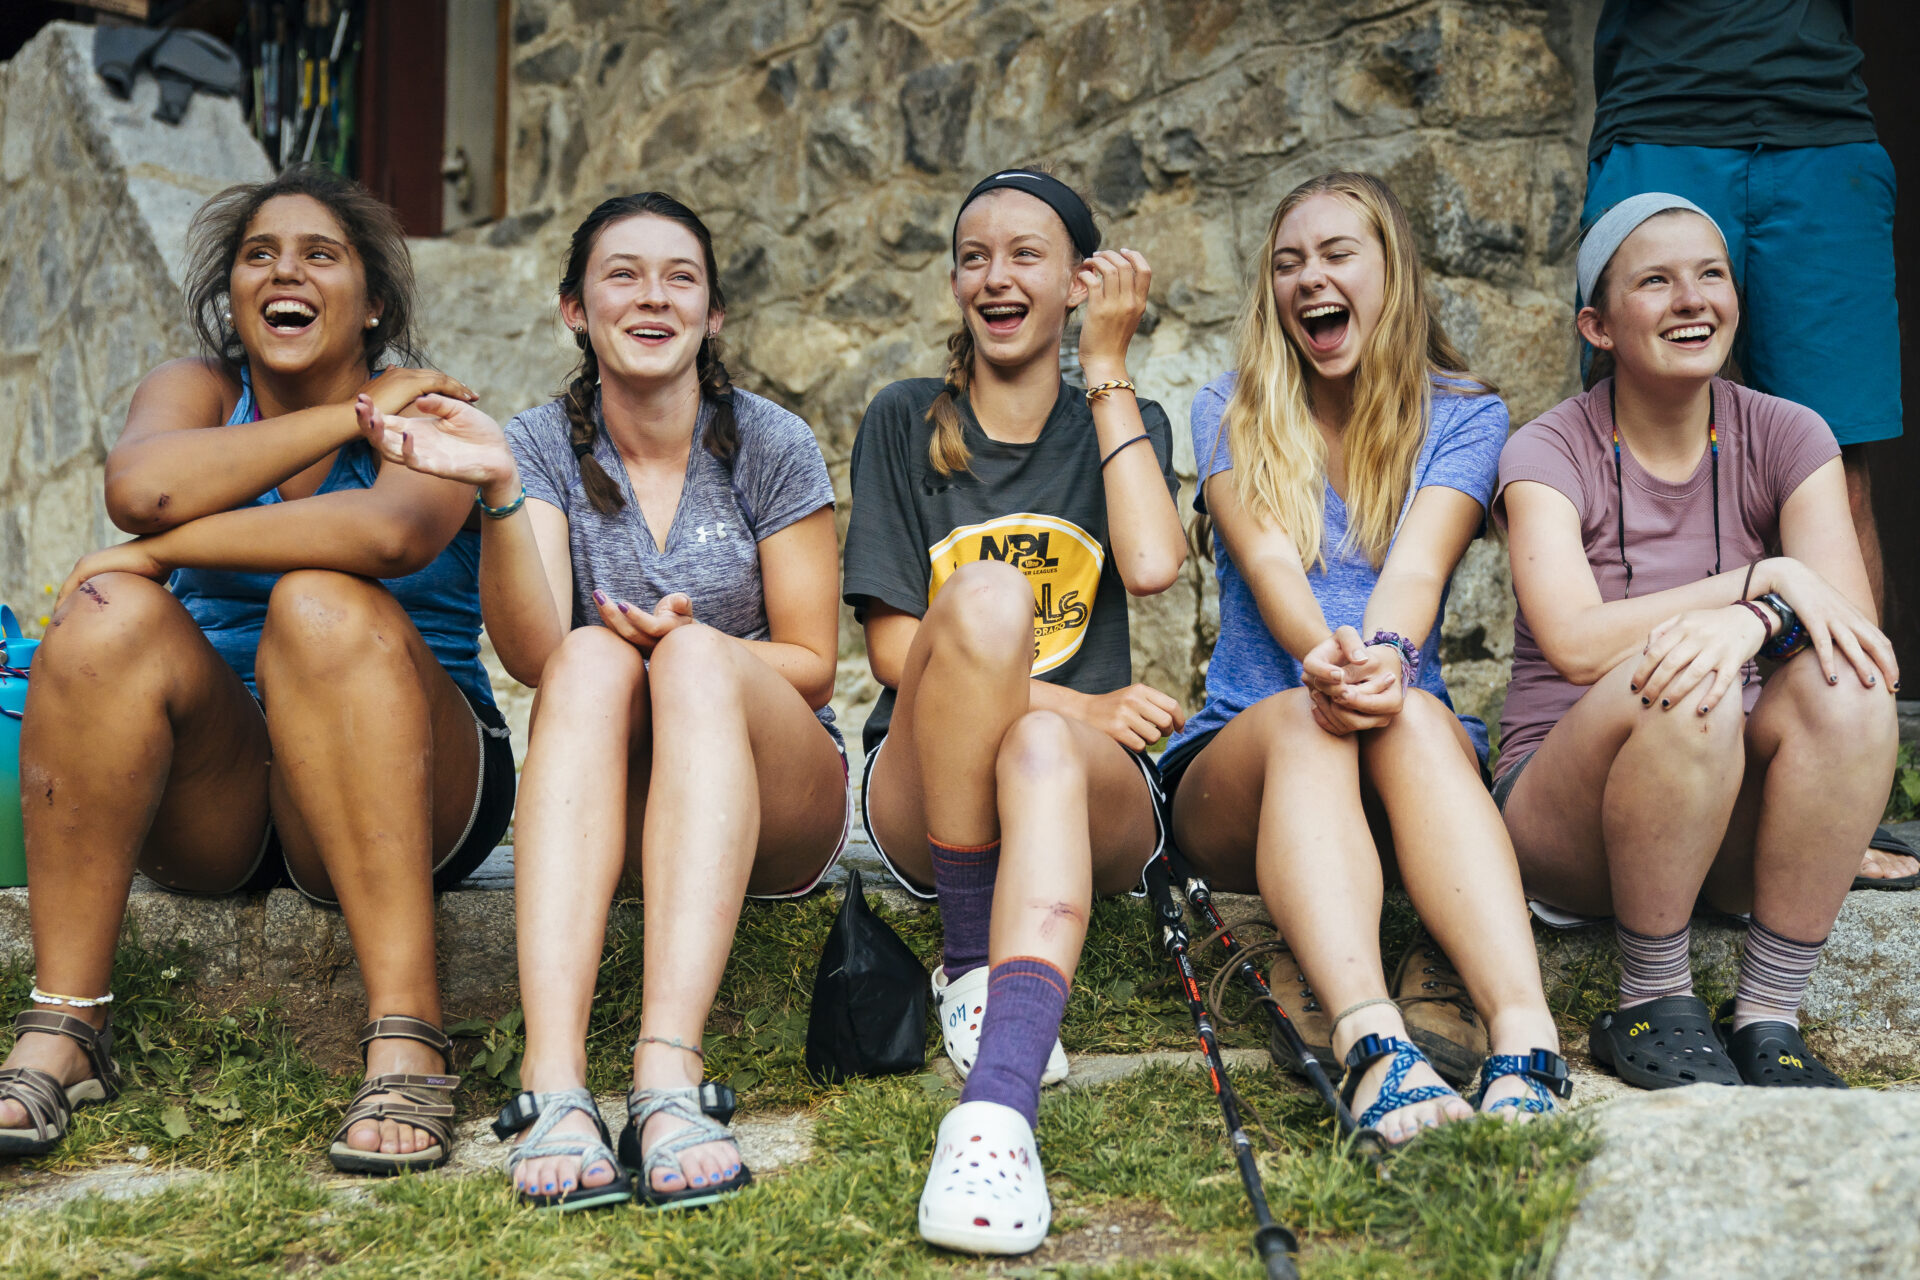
[0,606,37,888]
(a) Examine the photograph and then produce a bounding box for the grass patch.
[0,1067,1596,1280]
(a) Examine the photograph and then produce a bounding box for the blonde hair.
[1218,172,1491,569]
[925,168,1099,476]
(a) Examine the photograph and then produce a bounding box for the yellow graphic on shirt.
[928,513,1104,675]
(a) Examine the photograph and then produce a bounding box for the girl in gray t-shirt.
[1495,195,1896,1094]
[360,193,845,1214]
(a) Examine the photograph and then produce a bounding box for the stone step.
[2,825,1915,1028]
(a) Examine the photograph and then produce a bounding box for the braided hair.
[557,192,737,515]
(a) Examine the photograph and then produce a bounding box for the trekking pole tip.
[1255,1223,1298,1279]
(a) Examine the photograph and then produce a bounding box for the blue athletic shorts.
[1582,141,1902,446]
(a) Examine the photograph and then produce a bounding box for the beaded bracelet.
[475,485,527,520]
[1364,631,1420,687]
[1084,379,1136,403]
[31,986,114,1008]
[1755,591,1811,661]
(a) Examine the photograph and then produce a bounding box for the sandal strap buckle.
[491,1091,543,1141]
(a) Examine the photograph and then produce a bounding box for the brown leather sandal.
[327,1015,461,1175]
[0,1010,124,1157]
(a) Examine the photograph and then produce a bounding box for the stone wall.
[435,0,1600,736]
[0,24,271,620]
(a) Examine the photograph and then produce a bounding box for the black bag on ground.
[804,868,928,1084]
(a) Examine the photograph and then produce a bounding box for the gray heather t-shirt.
[506,389,838,726]
[842,377,1178,754]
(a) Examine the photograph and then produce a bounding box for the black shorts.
[236,686,516,904]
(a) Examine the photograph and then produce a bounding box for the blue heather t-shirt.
[169,370,495,707]
[1165,372,1507,763]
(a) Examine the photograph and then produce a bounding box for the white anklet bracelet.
[29,986,114,1008]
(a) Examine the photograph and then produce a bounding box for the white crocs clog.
[917,1100,1051,1255]
[932,965,1069,1085]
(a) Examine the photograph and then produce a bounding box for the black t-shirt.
[1589,0,1876,163]
[843,377,1178,754]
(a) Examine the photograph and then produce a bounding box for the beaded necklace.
[1608,380,1719,599]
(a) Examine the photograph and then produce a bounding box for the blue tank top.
[168,370,495,708]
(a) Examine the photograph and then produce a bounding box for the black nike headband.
[951,169,1101,260]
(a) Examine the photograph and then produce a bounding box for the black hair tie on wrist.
[951,169,1101,260]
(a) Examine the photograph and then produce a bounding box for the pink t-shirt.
[1492,378,1839,776]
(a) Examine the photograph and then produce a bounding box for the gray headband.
[1576,193,1724,306]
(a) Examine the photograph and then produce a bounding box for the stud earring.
[220,308,232,324]
[573,326,586,336]
[367,316,380,329]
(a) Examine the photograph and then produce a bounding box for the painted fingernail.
[1868,674,1878,685]
[617,601,630,613]
[1660,699,1670,709]
[593,590,607,605]
[1698,704,1710,715]
[1629,683,1638,693]
[1641,697,1650,707]
[1829,674,1840,685]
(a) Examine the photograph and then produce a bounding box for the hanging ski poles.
[1144,854,1300,1280]
[1160,844,1359,1139]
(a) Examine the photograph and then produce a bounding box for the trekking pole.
[1159,845,1359,1138]
[1145,856,1300,1280]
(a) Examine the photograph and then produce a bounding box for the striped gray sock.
[1615,921,1693,1006]
[1731,920,1826,1031]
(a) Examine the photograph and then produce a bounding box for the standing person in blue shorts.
[1582,0,1912,887]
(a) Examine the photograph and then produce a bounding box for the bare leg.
[0,574,268,1131]
[1357,693,1560,1112]
[255,570,483,1158]
[988,711,1158,980]
[1501,658,1746,932]
[1841,447,1911,884]
[1701,651,1896,951]
[1171,690,1471,1144]
[867,561,1039,877]
[511,626,844,1199]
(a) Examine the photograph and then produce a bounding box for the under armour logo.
[695,522,730,543]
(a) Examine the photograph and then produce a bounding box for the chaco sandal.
[619,1082,752,1210]
[1588,995,1739,1090]
[1339,1033,1461,1144]
[327,1015,460,1175]
[494,1088,634,1211]
[0,1011,123,1157]
[1472,1048,1573,1116]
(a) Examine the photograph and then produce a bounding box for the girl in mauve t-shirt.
[1159,172,1565,1147]
[361,193,848,1212]
[1493,194,1897,1092]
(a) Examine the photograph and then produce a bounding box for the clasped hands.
[1302,625,1406,736]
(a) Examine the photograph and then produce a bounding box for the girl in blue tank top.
[0,166,512,1177]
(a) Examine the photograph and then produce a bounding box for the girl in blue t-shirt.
[1159,172,1563,1145]
[0,167,511,1173]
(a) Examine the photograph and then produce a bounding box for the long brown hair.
[557,192,735,516]
[1217,172,1491,569]
[183,163,422,374]
[925,169,1099,476]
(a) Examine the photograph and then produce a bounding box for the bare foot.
[1858,846,1918,882]
[0,1023,97,1131]
[633,1041,740,1195]
[343,1035,449,1157]
[1334,1008,1472,1145]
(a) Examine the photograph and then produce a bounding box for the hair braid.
[924,324,976,476]
[697,334,738,462]
[564,338,626,515]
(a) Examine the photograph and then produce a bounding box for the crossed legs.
[511,625,844,1199]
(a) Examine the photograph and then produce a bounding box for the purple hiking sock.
[929,835,999,981]
[959,956,1070,1129]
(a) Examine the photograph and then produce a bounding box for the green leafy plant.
[1884,742,1920,824]
[447,1007,525,1091]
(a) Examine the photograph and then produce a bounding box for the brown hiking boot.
[1391,929,1488,1087]
[1263,942,1338,1081]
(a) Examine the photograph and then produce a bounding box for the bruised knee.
[259,570,406,683]
[922,560,1034,669]
[35,573,187,683]
[996,709,1087,792]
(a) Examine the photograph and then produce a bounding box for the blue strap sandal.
[1471,1048,1573,1116]
[1339,1033,1461,1140]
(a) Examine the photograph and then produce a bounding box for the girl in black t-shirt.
[841,169,1186,1258]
